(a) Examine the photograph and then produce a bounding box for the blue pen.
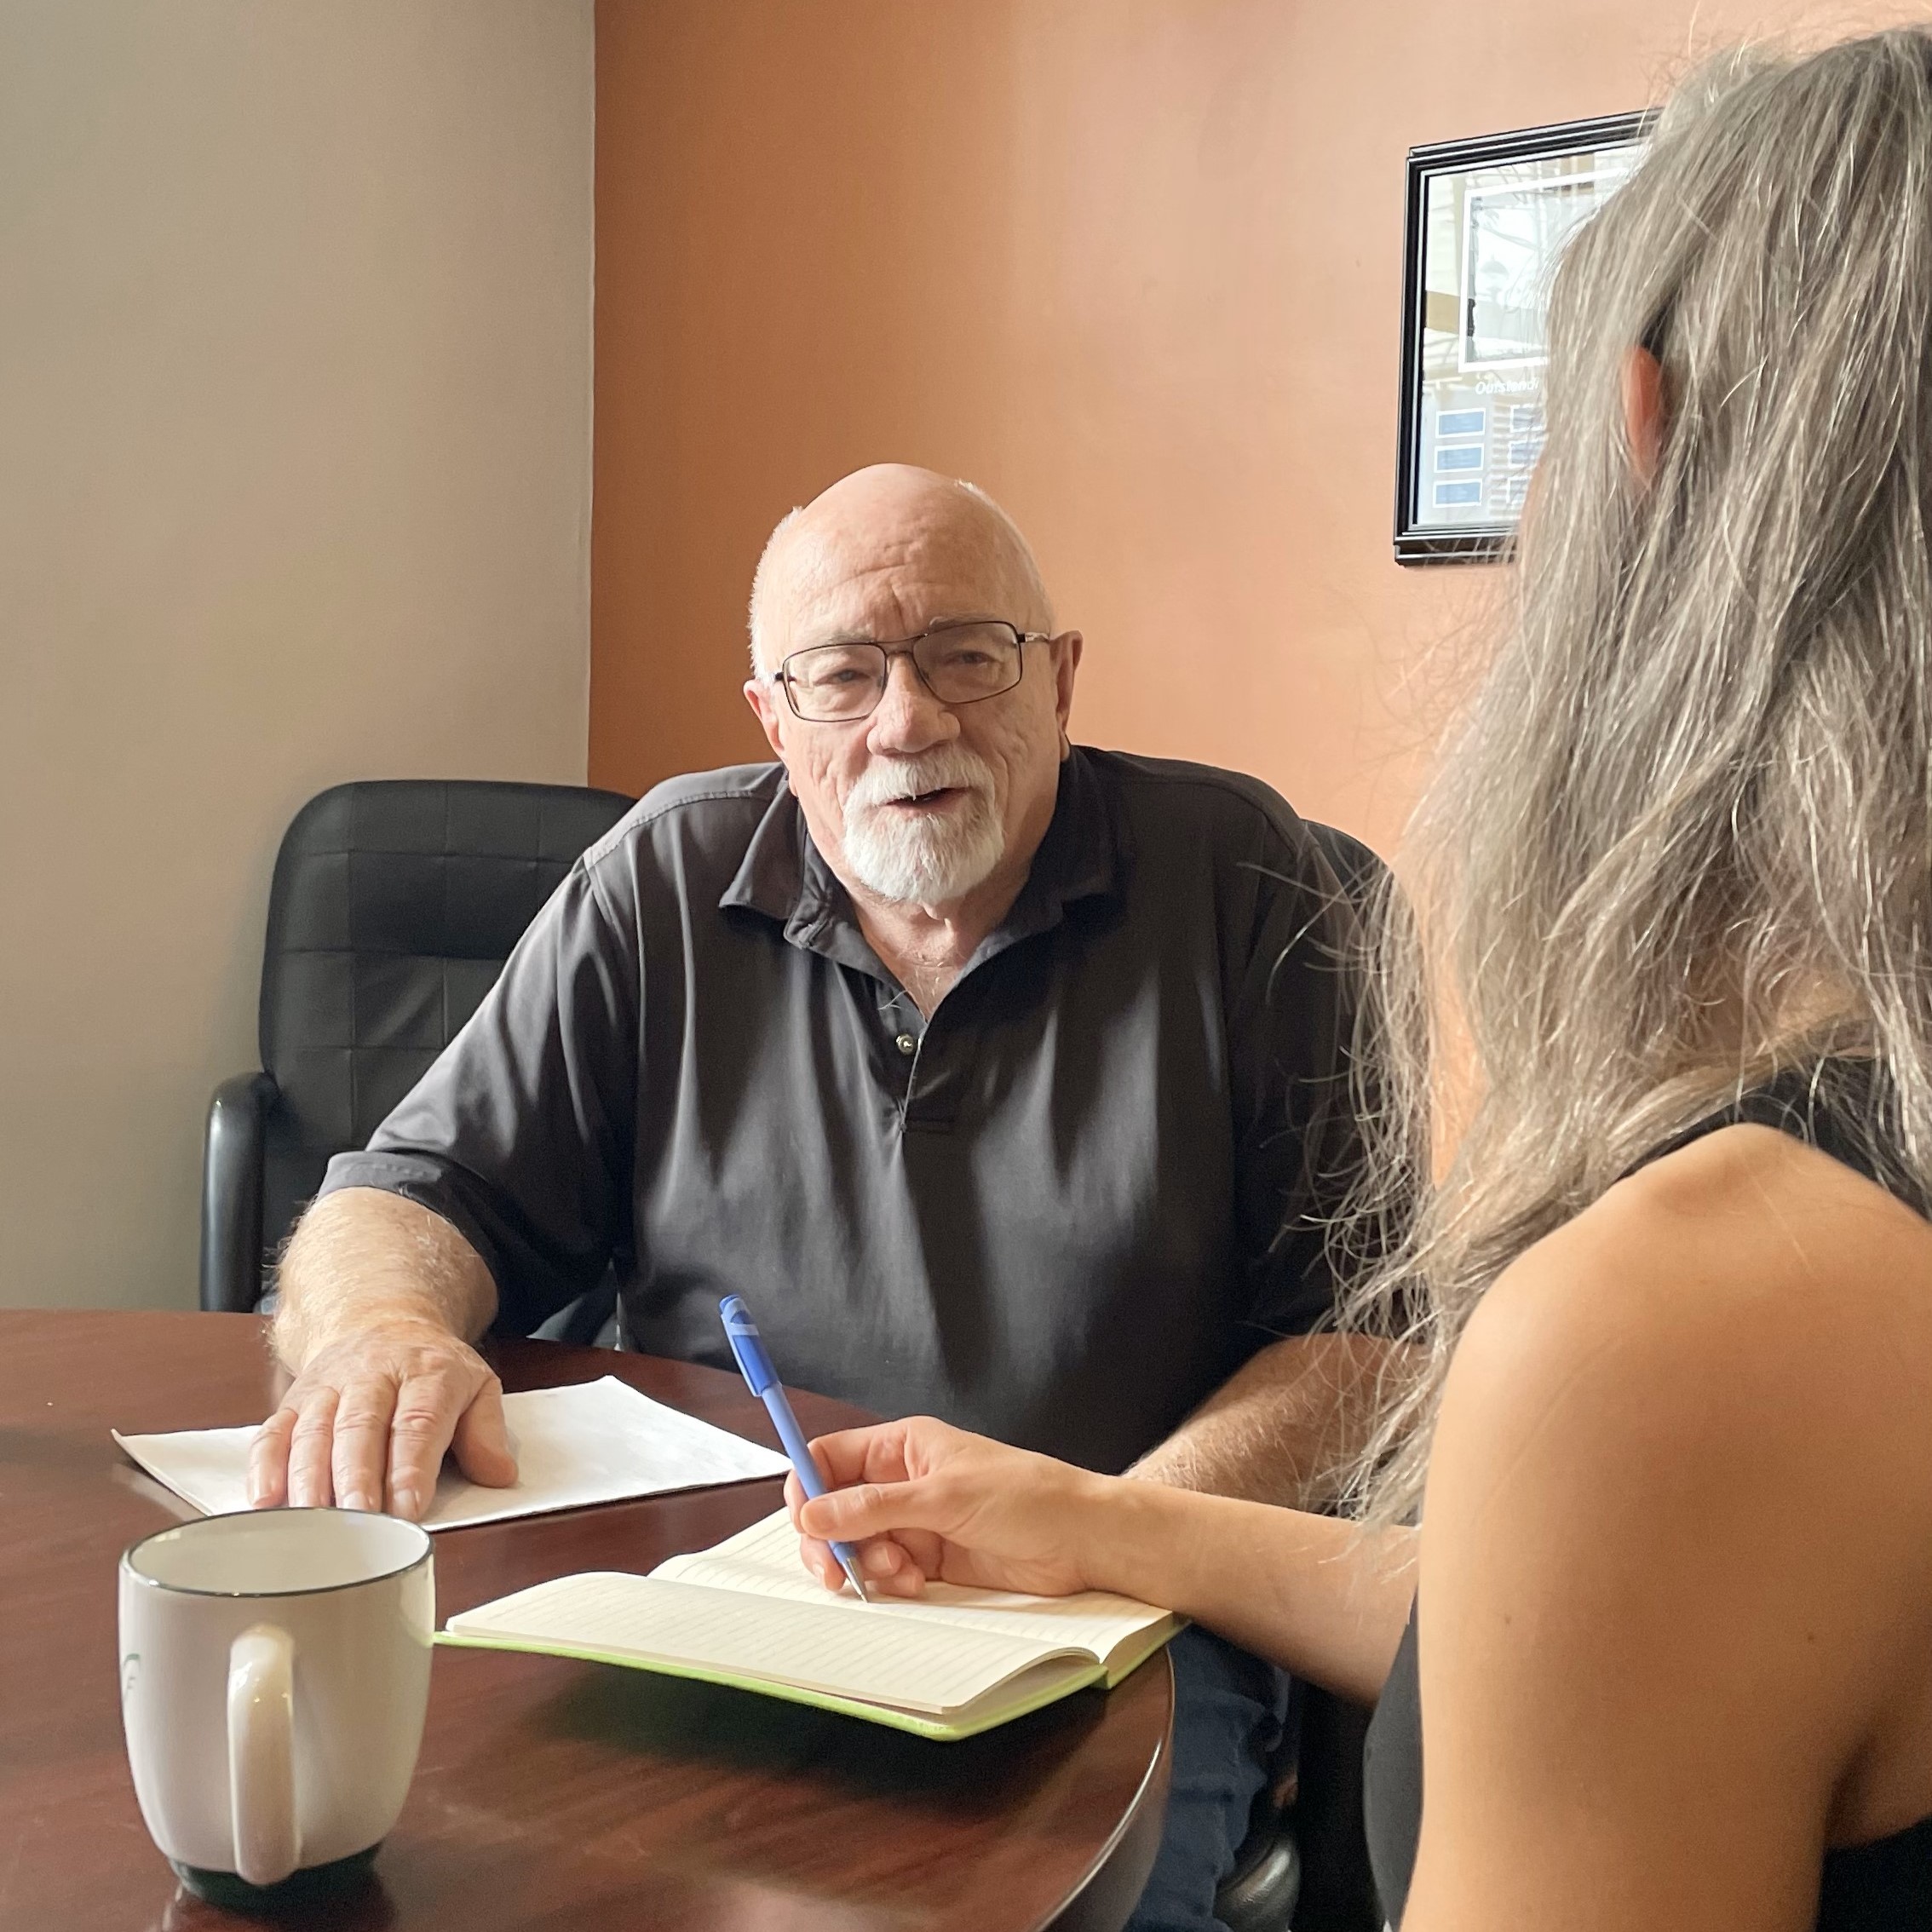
[719,1296,871,1602]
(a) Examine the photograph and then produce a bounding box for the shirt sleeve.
[314,857,641,1336]
[1226,813,1387,1342]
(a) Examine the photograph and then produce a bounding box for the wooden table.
[0,1311,1171,1932]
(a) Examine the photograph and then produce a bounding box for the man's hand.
[251,1187,512,1521]
[249,1320,515,1520]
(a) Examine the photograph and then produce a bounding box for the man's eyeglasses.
[766,619,1049,723]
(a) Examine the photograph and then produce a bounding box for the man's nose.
[866,652,956,754]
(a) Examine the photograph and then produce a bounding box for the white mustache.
[846,750,995,812]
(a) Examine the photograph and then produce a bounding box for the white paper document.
[112,1375,790,1530]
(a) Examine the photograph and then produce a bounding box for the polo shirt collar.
[718,748,1127,968]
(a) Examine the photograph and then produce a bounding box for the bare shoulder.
[1422,1122,1932,1843]
[1445,1121,1932,1495]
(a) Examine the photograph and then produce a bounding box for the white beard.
[841,748,1005,905]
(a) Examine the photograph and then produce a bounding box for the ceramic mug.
[119,1509,434,1903]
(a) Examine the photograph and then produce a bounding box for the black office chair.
[1211,1663,1382,1932]
[199,779,635,1314]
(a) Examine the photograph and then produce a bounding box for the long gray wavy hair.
[1339,27,1932,1525]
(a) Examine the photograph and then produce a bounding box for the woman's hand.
[785,1417,1114,1600]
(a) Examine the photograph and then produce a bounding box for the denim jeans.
[1124,1626,1293,1932]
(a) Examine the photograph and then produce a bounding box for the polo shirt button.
[895,1032,917,1056]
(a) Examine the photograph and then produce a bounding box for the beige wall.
[589,0,1924,850]
[0,2,595,1309]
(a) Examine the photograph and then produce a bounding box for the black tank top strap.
[1631,1056,1922,1211]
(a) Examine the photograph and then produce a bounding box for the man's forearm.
[1127,1334,1394,1509]
[272,1187,498,1371]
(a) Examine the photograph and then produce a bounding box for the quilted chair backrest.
[256,779,634,1261]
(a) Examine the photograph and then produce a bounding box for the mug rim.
[121,1506,433,1600]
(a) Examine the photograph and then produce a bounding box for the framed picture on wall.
[1394,111,1653,565]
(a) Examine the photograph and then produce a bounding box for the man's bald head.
[739,462,1084,923]
[747,465,1052,672]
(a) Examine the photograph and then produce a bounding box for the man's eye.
[799,652,879,686]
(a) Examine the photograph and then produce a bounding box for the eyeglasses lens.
[783,624,1022,721]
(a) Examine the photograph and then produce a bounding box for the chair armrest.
[200,1072,278,1313]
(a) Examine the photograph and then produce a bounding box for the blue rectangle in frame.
[1433,480,1485,507]
[1435,445,1483,472]
[1436,408,1486,437]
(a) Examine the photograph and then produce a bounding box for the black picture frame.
[1394,111,1653,566]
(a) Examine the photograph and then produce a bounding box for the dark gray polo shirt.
[319,746,1373,1473]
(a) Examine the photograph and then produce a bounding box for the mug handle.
[227,1623,301,1886]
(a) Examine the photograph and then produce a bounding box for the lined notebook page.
[446,1573,1075,1715]
[653,1509,1171,1665]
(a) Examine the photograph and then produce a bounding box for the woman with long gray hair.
[785,30,1932,1930]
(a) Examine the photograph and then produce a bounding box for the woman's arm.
[791,1417,1415,1705]
[1402,1126,1932,1932]
[1082,1477,1415,1705]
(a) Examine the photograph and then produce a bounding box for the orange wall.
[591,0,1917,856]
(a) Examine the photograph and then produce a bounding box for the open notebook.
[440,1508,1182,1740]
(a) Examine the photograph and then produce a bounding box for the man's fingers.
[383,1373,467,1521]
[286,1387,343,1506]
[251,1331,503,1520]
[247,1408,297,1508]
[450,1378,517,1491]
[331,1383,400,1514]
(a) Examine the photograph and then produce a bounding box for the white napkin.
[113,1375,789,1530]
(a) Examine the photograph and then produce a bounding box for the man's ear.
[1050,630,1084,754]
[744,677,788,761]
[1620,345,1667,488]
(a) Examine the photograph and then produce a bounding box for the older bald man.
[255,465,1381,1932]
